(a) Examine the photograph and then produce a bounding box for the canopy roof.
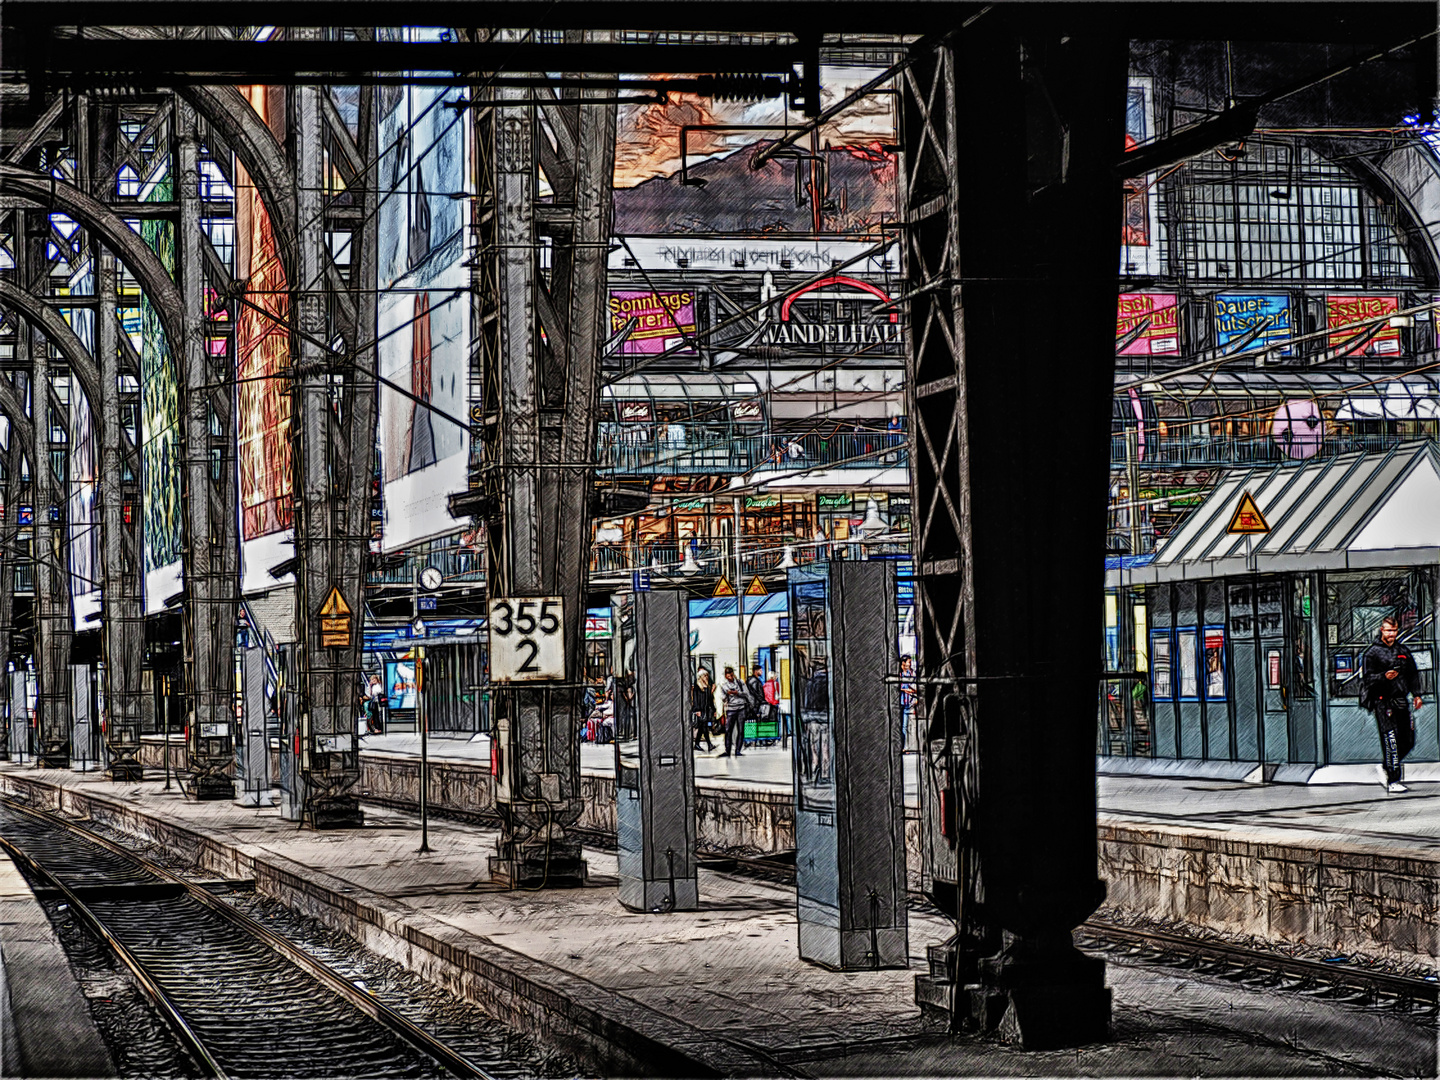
[1126,441,1440,585]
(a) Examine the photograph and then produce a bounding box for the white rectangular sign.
[488,597,565,682]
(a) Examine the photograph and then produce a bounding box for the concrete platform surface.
[0,847,117,1077]
[0,762,1431,1077]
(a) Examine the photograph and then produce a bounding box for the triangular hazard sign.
[318,585,352,617]
[745,576,767,597]
[713,576,736,597]
[1226,490,1270,535]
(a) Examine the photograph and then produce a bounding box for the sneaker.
[1388,782,1409,793]
[1375,764,1389,788]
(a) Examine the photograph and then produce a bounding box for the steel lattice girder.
[288,39,379,825]
[477,63,617,884]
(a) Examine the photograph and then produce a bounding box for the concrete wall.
[1098,822,1439,969]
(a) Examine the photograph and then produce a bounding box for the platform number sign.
[488,597,565,682]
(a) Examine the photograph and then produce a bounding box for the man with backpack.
[1361,615,1423,793]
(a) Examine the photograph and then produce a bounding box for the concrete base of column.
[917,935,1110,1051]
[302,794,363,829]
[188,773,235,801]
[489,841,588,889]
[107,760,143,783]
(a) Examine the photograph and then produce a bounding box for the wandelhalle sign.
[757,276,903,352]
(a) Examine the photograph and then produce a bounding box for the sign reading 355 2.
[488,597,565,682]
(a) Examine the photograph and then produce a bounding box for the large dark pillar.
[907,12,1126,1049]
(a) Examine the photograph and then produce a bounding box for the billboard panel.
[140,174,183,612]
[377,76,469,552]
[609,289,697,356]
[1116,293,1179,355]
[1326,294,1401,357]
[1214,293,1293,356]
[234,118,296,595]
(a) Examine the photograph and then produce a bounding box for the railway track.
[0,796,496,1080]
[702,847,1439,1016]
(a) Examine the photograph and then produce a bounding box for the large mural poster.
[235,84,296,593]
[140,173,184,613]
[59,265,100,630]
[376,54,469,552]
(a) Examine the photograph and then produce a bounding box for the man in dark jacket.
[1361,616,1423,793]
[745,666,766,743]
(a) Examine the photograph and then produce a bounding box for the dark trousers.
[1376,705,1416,783]
[725,711,748,755]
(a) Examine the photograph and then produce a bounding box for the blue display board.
[385,659,417,710]
[1214,293,1293,355]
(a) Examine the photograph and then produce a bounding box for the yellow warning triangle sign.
[713,576,736,598]
[745,576,768,597]
[1226,490,1270,535]
[318,585,352,617]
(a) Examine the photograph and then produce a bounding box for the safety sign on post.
[489,596,565,682]
[745,576,767,597]
[1226,490,1270,535]
[318,586,352,648]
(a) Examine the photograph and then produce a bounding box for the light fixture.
[680,547,702,575]
[859,498,886,537]
[778,545,797,569]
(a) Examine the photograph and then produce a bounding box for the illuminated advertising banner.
[234,92,296,594]
[140,174,183,613]
[609,289,697,356]
[1213,294,1293,356]
[1116,293,1179,355]
[1326,294,1401,357]
[376,70,470,552]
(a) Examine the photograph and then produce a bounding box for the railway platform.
[0,758,1433,1077]
[0,845,116,1077]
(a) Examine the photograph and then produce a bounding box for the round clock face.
[420,566,443,591]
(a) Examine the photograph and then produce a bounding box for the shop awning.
[728,466,910,493]
[1130,442,1440,584]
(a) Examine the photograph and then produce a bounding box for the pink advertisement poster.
[609,290,697,355]
[1116,292,1179,355]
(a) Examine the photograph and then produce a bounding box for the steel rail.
[0,795,497,1080]
[0,828,227,1079]
[1080,919,1437,1005]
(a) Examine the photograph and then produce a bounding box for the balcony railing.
[1113,430,1435,469]
[597,429,908,476]
[367,546,485,588]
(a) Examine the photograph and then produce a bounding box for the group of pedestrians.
[691,663,778,756]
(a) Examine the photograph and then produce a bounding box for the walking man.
[1362,615,1422,793]
[692,668,717,751]
[721,666,748,757]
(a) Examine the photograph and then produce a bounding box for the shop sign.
[745,493,780,509]
[757,276,904,352]
[817,493,851,510]
[1214,294,1293,355]
[1116,293,1179,355]
[1326,295,1401,356]
[730,400,764,422]
[616,400,653,422]
[609,290,697,356]
[585,609,613,639]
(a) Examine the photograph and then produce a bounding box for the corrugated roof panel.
[1151,471,1251,566]
[1301,449,1414,553]
[1272,453,1388,555]
[1200,460,1324,563]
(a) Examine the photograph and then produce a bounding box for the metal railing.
[1113,430,1436,469]
[597,429,908,476]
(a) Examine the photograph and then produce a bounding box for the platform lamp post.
[412,615,431,854]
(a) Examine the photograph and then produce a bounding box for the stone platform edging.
[1098,820,1440,968]
[0,771,780,1078]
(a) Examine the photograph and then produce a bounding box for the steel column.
[96,245,145,779]
[479,54,618,888]
[905,18,1124,1049]
[288,44,371,828]
[176,96,237,798]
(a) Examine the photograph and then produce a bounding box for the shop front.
[1106,444,1440,782]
